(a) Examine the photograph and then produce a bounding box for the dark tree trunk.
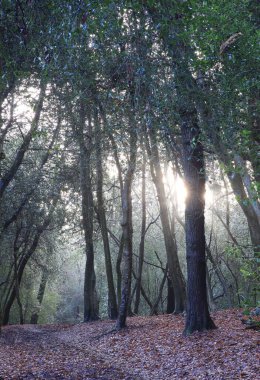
[107,135,124,306]
[77,104,99,322]
[103,113,124,308]
[30,268,48,324]
[181,110,216,335]
[116,174,134,329]
[142,0,216,332]
[13,231,24,325]
[116,234,124,306]
[134,147,146,315]
[95,112,117,319]
[166,277,175,314]
[116,117,137,330]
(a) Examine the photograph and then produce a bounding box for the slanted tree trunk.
[2,218,52,325]
[198,91,260,256]
[116,116,138,330]
[77,103,99,322]
[13,228,24,324]
[95,111,117,319]
[132,268,154,312]
[146,125,186,313]
[30,267,48,324]
[0,81,46,198]
[151,265,168,315]
[230,176,260,255]
[181,109,216,335]
[206,245,233,308]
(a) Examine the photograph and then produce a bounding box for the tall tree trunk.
[146,126,186,313]
[77,104,99,322]
[134,147,146,315]
[144,0,216,331]
[167,277,175,314]
[116,234,124,306]
[116,117,138,330]
[13,230,24,325]
[95,111,117,319]
[206,263,216,312]
[30,267,48,324]
[181,109,216,335]
[100,107,124,308]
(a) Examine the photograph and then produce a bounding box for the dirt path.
[0,310,259,380]
[0,324,141,379]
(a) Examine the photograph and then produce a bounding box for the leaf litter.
[0,309,259,379]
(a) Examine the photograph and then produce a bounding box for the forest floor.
[0,309,259,380]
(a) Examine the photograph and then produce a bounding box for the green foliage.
[0,0,259,326]
[38,290,60,324]
[240,257,259,307]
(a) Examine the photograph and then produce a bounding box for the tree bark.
[2,217,52,325]
[226,170,260,255]
[146,126,186,313]
[134,146,146,315]
[13,228,24,324]
[151,265,168,315]
[30,267,48,324]
[95,111,117,319]
[198,92,260,256]
[205,245,233,308]
[116,233,124,307]
[77,104,99,322]
[181,109,216,335]
[167,277,175,314]
[206,263,216,312]
[116,115,138,329]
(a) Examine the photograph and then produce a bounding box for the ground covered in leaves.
[0,309,259,379]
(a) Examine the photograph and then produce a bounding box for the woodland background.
[0,0,259,335]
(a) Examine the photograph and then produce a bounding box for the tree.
[95,108,118,319]
[180,109,217,334]
[30,266,49,324]
[116,111,138,329]
[0,0,258,331]
[134,142,146,315]
[146,124,186,313]
[73,101,99,322]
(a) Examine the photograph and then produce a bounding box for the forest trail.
[0,309,259,380]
